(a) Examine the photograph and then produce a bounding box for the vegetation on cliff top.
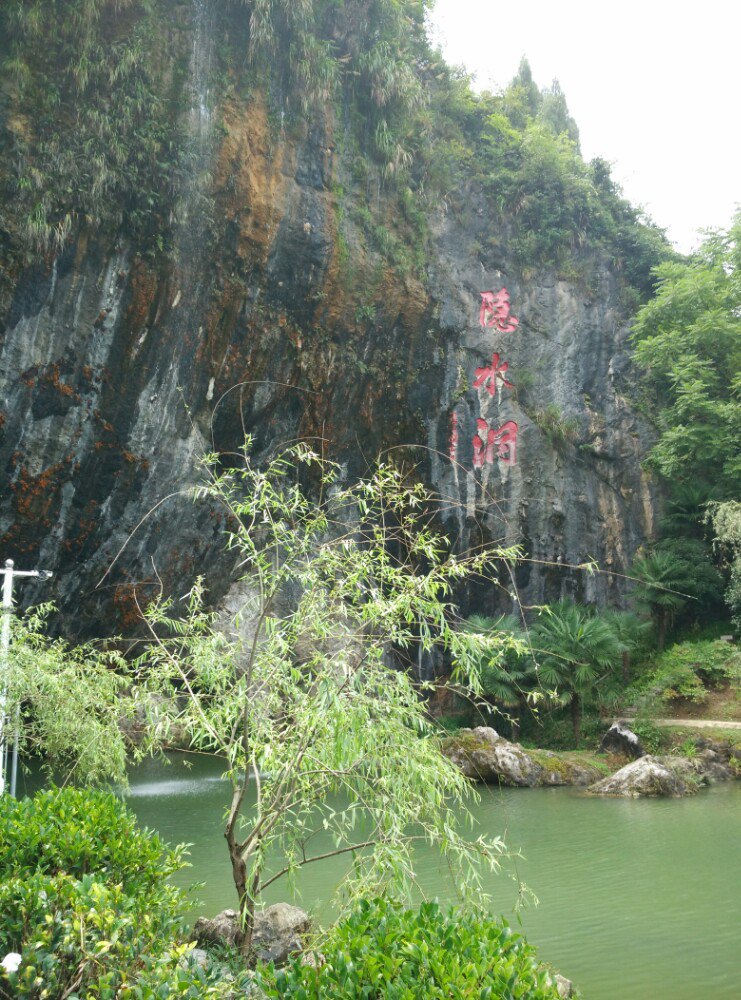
[0,0,672,295]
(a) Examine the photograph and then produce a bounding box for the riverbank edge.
[440,725,739,794]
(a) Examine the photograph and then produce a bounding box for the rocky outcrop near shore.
[443,727,738,797]
[587,743,735,797]
[587,756,695,797]
[441,727,603,787]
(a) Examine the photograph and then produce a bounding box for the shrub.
[255,898,561,998]
[0,788,231,998]
[629,719,663,754]
[631,640,740,710]
[520,714,604,751]
[0,787,184,889]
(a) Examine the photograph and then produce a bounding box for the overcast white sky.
[428,0,740,253]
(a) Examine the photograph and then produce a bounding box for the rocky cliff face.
[0,4,657,634]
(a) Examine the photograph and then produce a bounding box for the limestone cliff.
[0,1,658,633]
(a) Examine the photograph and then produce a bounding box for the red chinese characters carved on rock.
[479,289,519,333]
[473,352,514,397]
[472,419,518,468]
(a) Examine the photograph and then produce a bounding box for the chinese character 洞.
[472,419,518,468]
[479,288,519,333]
[473,352,514,398]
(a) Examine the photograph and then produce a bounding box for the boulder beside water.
[587,756,695,797]
[441,727,602,787]
[599,721,644,759]
[251,903,311,965]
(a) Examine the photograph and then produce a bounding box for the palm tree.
[630,550,691,651]
[460,614,536,740]
[659,482,714,539]
[601,609,653,683]
[533,602,623,745]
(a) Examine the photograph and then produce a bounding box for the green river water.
[31,754,738,1000]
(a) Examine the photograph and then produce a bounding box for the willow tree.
[135,444,515,955]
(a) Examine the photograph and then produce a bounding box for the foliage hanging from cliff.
[239,6,672,285]
[0,0,183,256]
[417,57,673,286]
[239,0,428,177]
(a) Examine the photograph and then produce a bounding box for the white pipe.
[0,560,15,797]
[0,560,52,797]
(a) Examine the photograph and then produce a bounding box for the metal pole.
[0,560,14,797]
[0,560,52,797]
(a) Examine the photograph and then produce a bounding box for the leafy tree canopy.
[632,214,741,496]
[132,443,516,952]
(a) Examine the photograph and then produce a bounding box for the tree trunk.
[239,868,262,956]
[570,692,582,747]
[225,828,260,957]
[658,612,667,652]
[226,825,247,902]
[622,650,631,684]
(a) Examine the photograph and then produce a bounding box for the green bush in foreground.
[256,898,561,999]
[0,786,184,888]
[0,788,230,999]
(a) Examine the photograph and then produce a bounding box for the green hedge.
[0,786,184,888]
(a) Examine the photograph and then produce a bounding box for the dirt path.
[626,718,741,730]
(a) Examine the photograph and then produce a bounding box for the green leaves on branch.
[0,788,222,1000]
[631,215,741,495]
[707,500,741,630]
[5,606,132,785]
[531,601,626,744]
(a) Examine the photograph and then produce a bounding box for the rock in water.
[554,974,575,998]
[599,721,644,758]
[441,728,602,787]
[545,971,575,997]
[588,756,695,797]
[442,727,541,786]
[526,749,604,787]
[668,751,733,785]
